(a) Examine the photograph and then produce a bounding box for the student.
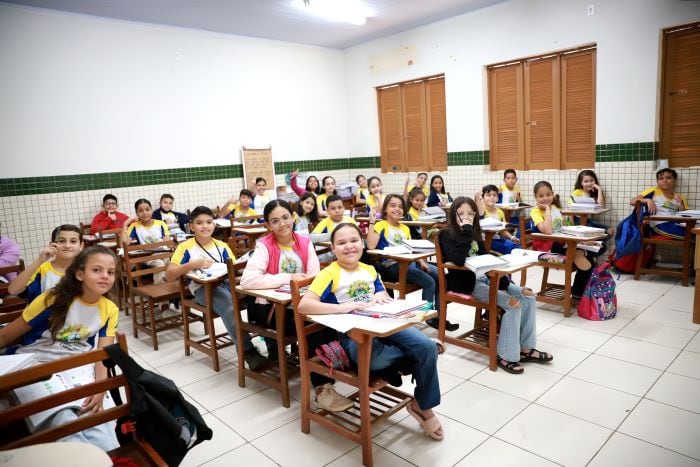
[354,174,369,205]
[630,168,688,239]
[8,225,84,302]
[166,206,266,370]
[0,246,120,451]
[438,198,552,374]
[289,170,322,197]
[310,195,356,244]
[240,200,353,412]
[299,223,444,440]
[570,170,614,237]
[481,184,520,254]
[0,227,21,283]
[403,172,429,198]
[121,199,171,284]
[405,187,427,240]
[365,176,385,216]
[499,169,522,204]
[90,194,129,234]
[366,194,458,332]
[153,193,189,232]
[531,181,594,298]
[316,176,338,217]
[252,177,271,213]
[294,192,319,233]
[219,189,257,222]
[427,175,453,207]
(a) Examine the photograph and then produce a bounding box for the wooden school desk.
[400,219,446,240]
[561,207,611,226]
[180,272,234,371]
[232,286,301,407]
[637,214,697,287]
[480,222,517,252]
[530,231,607,317]
[495,203,531,221]
[303,309,437,467]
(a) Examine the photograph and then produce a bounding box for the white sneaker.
[312,384,354,412]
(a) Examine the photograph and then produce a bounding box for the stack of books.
[419,206,447,220]
[568,197,600,210]
[464,254,509,272]
[352,299,427,318]
[400,239,435,253]
[561,225,606,237]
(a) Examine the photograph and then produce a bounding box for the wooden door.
[488,63,525,170]
[524,56,559,170]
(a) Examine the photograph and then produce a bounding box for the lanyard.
[195,239,223,263]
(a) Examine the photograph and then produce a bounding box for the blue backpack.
[611,208,650,273]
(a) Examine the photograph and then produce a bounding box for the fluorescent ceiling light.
[294,0,371,26]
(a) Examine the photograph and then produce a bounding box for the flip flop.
[520,348,553,363]
[406,404,444,440]
[497,358,524,374]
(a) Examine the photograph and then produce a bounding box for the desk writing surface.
[234,286,292,304]
[309,310,436,335]
[231,227,268,235]
[366,249,434,261]
[530,232,607,242]
[561,207,611,216]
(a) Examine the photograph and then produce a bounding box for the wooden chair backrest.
[518,215,534,250]
[122,239,176,286]
[79,222,92,236]
[0,332,130,450]
[0,259,28,314]
[290,277,324,365]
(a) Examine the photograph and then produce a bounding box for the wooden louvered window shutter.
[488,45,596,171]
[488,64,525,171]
[378,85,404,172]
[525,56,560,170]
[426,77,447,171]
[660,22,700,167]
[377,75,447,173]
[561,49,596,169]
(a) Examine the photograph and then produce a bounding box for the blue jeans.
[51,408,119,452]
[194,280,253,352]
[470,275,536,363]
[340,327,440,410]
[383,261,439,312]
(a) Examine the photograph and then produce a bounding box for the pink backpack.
[577,262,617,320]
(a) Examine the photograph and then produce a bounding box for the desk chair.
[228,259,300,407]
[0,260,27,314]
[434,240,502,371]
[634,202,696,286]
[0,332,167,466]
[290,277,413,467]
[122,240,181,351]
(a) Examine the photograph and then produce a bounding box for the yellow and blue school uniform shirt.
[278,244,304,274]
[170,238,234,293]
[356,187,369,202]
[24,261,63,303]
[498,184,521,204]
[407,184,429,196]
[312,216,356,234]
[12,292,118,362]
[483,207,506,222]
[316,193,334,212]
[531,205,564,233]
[373,220,410,250]
[293,212,312,232]
[226,205,258,223]
[641,187,687,223]
[366,194,383,212]
[309,261,385,305]
[126,219,169,245]
[407,207,421,221]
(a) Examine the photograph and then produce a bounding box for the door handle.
[669,89,688,96]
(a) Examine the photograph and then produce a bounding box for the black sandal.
[497,358,524,374]
[520,348,553,363]
[426,318,459,332]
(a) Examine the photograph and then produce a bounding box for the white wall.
[343,0,700,156]
[0,4,348,178]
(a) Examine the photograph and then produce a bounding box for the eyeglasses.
[104,201,117,206]
[269,214,292,227]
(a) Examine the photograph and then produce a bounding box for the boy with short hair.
[499,169,522,204]
[630,168,689,239]
[90,194,129,234]
[310,195,357,244]
[153,193,189,232]
[481,185,520,254]
[220,189,257,222]
[252,177,271,213]
[166,206,266,370]
[8,225,84,302]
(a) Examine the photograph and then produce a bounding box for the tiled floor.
[118,271,700,466]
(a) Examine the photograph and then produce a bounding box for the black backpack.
[104,344,213,466]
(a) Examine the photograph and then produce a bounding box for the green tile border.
[0,143,656,198]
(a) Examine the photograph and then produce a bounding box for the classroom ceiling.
[2,0,508,49]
